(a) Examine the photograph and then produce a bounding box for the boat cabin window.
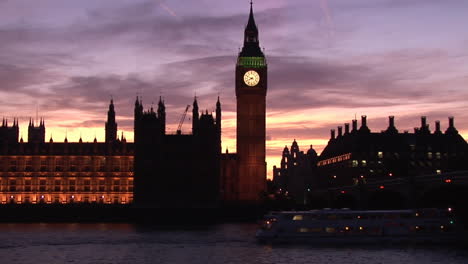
[292,215,303,221]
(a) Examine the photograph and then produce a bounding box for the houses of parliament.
[0,3,268,206]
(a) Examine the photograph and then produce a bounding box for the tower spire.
[240,0,263,57]
[248,1,255,29]
[216,96,221,133]
[192,96,199,135]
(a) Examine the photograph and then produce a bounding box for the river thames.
[0,223,467,264]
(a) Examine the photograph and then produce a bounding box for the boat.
[256,208,463,244]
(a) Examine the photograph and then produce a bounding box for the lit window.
[361,160,367,167]
[352,160,358,167]
[378,152,383,158]
[436,152,441,159]
[293,215,303,221]
[436,170,442,175]
[427,152,433,159]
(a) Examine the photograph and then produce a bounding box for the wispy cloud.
[0,0,466,178]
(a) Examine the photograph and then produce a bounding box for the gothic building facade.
[0,3,269,206]
[133,97,221,207]
[0,100,134,205]
[134,3,268,205]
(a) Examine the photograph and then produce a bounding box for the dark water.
[0,223,467,264]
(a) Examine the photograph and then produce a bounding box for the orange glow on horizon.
[14,105,468,182]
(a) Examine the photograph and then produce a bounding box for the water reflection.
[0,223,467,264]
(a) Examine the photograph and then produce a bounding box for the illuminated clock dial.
[243,70,260,87]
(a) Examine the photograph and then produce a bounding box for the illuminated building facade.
[316,115,468,188]
[0,100,134,204]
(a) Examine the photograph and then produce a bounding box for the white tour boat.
[256,208,463,244]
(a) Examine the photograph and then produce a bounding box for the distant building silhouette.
[272,140,318,204]
[273,116,468,206]
[316,116,468,189]
[134,97,221,207]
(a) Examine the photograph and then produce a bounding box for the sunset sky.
[1,0,467,178]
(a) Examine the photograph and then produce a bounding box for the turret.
[216,96,221,133]
[445,117,458,135]
[419,116,430,134]
[359,115,370,133]
[105,99,117,143]
[134,96,143,140]
[281,146,289,169]
[28,118,45,143]
[291,139,299,159]
[385,116,398,134]
[157,96,166,134]
[192,97,199,135]
[434,120,442,135]
[344,123,350,135]
[352,119,358,132]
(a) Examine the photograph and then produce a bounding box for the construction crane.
[176,105,191,135]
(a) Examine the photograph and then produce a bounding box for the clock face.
[243,70,260,87]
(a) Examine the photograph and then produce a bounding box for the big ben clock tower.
[236,2,267,202]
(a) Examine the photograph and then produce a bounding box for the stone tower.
[235,2,267,202]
